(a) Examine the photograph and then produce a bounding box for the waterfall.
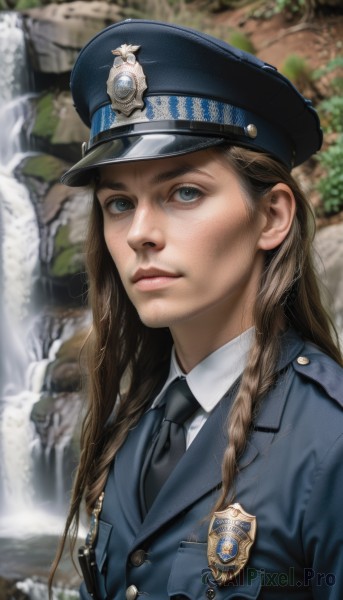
[17,579,80,600]
[0,11,41,522]
[0,15,85,599]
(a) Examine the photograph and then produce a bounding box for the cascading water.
[0,12,83,598]
[0,11,41,519]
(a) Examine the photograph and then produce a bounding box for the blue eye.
[174,186,202,203]
[107,198,134,214]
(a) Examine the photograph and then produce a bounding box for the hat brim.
[61,133,225,186]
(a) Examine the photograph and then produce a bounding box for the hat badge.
[106,44,147,117]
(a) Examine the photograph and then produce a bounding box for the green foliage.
[313,56,343,82]
[317,136,343,214]
[317,56,343,133]
[314,55,343,107]
[32,92,59,140]
[200,0,248,10]
[321,61,343,135]
[280,54,313,88]
[55,589,79,600]
[228,30,256,54]
[314,55,343,214]
[16,0,41,8]
[0,0,43,7]
[273,0,306,14]
[318,96,343,134]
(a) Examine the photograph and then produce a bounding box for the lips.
[131,267,180,283]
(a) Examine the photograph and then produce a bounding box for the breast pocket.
[167,541,261,600]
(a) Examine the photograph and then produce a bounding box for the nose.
[127,202,165,251]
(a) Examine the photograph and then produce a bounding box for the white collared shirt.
[151,328,254,447]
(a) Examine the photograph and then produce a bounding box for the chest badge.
[106,44,147,117]
[207,503,256,585]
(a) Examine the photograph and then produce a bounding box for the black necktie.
[142,378,199,512]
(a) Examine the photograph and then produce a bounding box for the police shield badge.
[207,503,256,585]
[106,44,147,117]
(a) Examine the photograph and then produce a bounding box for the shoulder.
[290,340,343,409]
[253,332,342,435]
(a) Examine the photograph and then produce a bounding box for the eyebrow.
[151,165,210,184]
[95,181,128,193]
[95,165,213,194]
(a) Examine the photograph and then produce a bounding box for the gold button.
[130,549,146,567]
[126,585,139,600]
[297,356,310,365]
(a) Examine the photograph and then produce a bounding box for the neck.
[170,307,254,373]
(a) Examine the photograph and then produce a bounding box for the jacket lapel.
[133,382,241,546]
[133,330,305,547]
[114,404,164,534]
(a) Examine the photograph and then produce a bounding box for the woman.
[51,19,343,600]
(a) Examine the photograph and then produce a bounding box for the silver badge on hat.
[106,44,147,117]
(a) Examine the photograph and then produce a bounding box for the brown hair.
[213,146,342,511]
[49,145,342,587]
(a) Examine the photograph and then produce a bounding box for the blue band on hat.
[91,95,253,141]
[89,95,294,167]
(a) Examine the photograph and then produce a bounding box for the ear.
[257,183,296,251]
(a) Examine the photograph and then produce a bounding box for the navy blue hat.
[62,19,322,186]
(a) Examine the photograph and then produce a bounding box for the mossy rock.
[16,0,42,8]
[32,92,59,141]
[50,244,85,278]
[21,154,69,184]
[50,223,85,278]
[56,328,88,362]
[54,223,71,253]
[48,359,81,393]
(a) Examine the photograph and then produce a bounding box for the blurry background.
[0,0,342,598]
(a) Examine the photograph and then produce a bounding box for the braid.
[213,146,342,512]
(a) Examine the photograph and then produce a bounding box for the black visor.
[61,132,225,187]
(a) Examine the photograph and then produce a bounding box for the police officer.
[51,19,343,600]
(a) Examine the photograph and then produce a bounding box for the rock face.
[44,187,91,282]
[50,91,89,146]
[23,1,122,73]
[28,311,91,513]
[30,91,89,158]
[19,153,91,301]
[315,222,343,342]
[0,577,29,600]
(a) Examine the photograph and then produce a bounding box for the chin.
[138,313,173,329]
[136,305,183,329]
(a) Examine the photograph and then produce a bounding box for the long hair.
[49,145,342,587]
[212,146,342,511]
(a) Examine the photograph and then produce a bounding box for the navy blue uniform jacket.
[80,331,343,599]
